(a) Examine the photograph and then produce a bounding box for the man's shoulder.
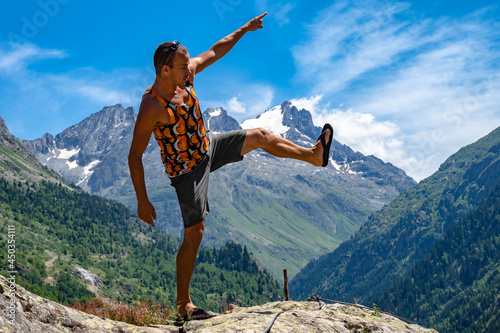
[139,93,165,116]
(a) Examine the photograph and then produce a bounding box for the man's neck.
[152,77,183,98]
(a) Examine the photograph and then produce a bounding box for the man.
[128,12,333,321]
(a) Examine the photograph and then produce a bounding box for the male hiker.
[128,12,333,322]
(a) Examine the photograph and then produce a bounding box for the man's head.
[153,41,189,76]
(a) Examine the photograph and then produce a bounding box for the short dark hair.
[153,42,188,75]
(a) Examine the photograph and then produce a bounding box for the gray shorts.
[170,129,247,228]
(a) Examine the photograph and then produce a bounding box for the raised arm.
[190,12,267,74]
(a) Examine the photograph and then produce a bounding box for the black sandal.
[317,123,334,167]
[175,308,215,326]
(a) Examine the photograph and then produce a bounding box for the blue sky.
[0,0,499,181]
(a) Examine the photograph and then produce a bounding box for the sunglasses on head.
[162,40,180,67]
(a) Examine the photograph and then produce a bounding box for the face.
[165,50,191,86]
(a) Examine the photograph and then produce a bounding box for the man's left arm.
[190,12,267,75]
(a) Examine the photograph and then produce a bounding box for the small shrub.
[69,296,175,325]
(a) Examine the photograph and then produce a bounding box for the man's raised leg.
[176,220,204,317]
[241,127,332,166]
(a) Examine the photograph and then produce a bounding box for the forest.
[0,177,283,312]
[376,184,500,333]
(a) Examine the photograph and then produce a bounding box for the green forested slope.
[290,126,500,305]
[375,183,500,333]
[0,177,283,311]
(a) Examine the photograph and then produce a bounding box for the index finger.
[146,217,156,228]
[257,12,267,19]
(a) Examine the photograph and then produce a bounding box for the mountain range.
[2,102,498,331]
[23,101,416,278]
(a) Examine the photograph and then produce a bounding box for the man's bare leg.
[241,127,332,166]
[176,220,204,317]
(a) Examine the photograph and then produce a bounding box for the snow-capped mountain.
[25,101,416,278]
[25,104,136,194]
[241,101,414,192]
[242,101,320,147]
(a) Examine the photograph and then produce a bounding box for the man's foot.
[313,124,334,167]
[177,302,196,318]
[175,308,216,325]
[177,302,215,318]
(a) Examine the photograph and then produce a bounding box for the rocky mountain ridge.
[0,116,65,185]
[25,101,415,196]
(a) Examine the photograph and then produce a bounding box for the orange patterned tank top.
[146,83,210,177]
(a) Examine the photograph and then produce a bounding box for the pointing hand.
[246,12,267,31]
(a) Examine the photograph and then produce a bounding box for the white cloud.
[0,42,144,139]
[292,95,413,177]
[290,1,500,180]
[0,43,65,74]
[292,0,422,94]
[208,84,275,121]
[75,85,136,106]
[274,3,296,26]
[227,95,246,113]
[290,95,324,113]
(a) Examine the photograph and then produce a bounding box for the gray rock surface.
[1,275,437,332]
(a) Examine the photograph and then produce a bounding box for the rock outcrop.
[0,275,437,332]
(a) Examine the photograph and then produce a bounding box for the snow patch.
[49,148,80,160]
[83,160,101,176]
[76,160,101,186]
[330,158,342,172]
[330,158,360,175]
[66,160,78,170]
[241,105,290,135]
[209,108,222,117]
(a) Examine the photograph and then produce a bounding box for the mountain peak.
[0,116,13,146]
[0,115,7,131]
[203,107,241,133]
[99,103,136,119]
[206,106,226,117]
[24,104,137,192]
[280,100,293,109]
[0,116,32,156]
[240,101,320,146]
[280,101,320,140]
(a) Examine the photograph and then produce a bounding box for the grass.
[68,296,177,326]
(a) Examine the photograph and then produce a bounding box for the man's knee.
[183,220,204,243]
[252,128,272,146]
[242,128,274,155]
